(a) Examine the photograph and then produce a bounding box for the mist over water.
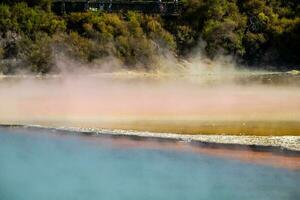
[1,56,300,199]
[0,57,300,134]
[1,3,300,199]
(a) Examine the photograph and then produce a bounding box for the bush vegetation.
[0,0,299,74]
[179,0,300,68]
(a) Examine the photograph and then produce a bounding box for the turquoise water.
[0,127,299,200]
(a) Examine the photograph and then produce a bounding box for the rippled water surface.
[0,127,299,200]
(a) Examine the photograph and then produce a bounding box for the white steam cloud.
[0,46,300,135]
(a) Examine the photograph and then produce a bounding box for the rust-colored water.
[56,132,300,171]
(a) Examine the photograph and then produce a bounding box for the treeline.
[0,1,175,73]
[177,0,300,70]
[0,0,299,74]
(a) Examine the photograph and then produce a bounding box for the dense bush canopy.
[0,0,299,74]
[180,0,300,68]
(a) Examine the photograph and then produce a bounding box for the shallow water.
[0,127,300,200]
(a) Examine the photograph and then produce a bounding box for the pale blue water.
[0,127,299,200]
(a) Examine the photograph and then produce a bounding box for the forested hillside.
[0,0,299,74]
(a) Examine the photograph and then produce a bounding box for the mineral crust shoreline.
[1,124,300,154]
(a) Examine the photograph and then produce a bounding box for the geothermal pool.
[1,127,299,200]
[1,72,300,135]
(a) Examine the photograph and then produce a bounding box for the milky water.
[0,127,300,200]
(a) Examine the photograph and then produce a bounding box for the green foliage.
[12,3,65,37]
[0,2,65,74]
[17,33,54,73]
[143,16,176,49]
[0,0,299,73]
[0,3,65,37]
[57,31,110,62]
[180,0,300,67]
[239,0,300,66]
[1,5,176,73]
[0,4,15,32]
[65,11,175,67]
[182,0,247,57]
[1,0,53,11]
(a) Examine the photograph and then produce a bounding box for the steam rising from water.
[0,56,300,134]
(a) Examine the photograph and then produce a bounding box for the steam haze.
[1,55,300,135]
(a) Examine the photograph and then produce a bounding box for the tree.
[1,0,53,11]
